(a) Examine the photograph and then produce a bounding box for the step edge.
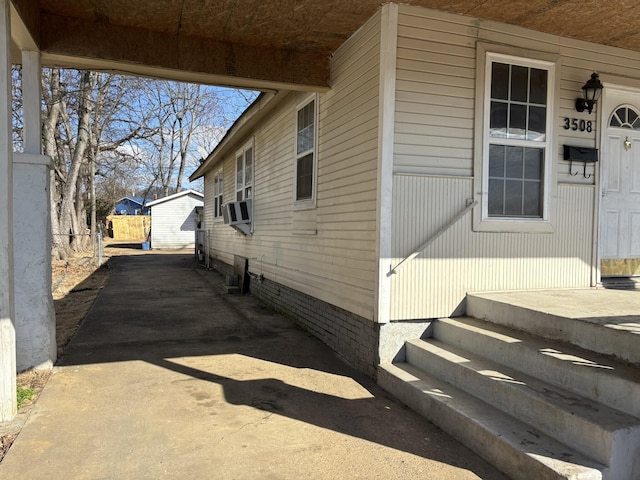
[406,339,640,466]
[464,298,640,365]
[378,363,605,480]
[431,317,640,418]
[406,338,640,429]
[435,317,640,380]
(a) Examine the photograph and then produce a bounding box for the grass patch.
[16,386,35,410]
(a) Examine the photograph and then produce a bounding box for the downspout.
[592,88,605,287]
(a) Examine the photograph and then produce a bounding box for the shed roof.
[146,189,204,207]
[115,197,150,206]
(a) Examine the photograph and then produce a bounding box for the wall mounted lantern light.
[575,72,603,115]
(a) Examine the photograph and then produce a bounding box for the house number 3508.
[563,118,593,132]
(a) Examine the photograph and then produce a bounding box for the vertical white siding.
[390,175,594,319]
[204,12,383,321]
[150,194,203,249]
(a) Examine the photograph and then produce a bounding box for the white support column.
[0,0,16,422]
[375,3,398,326]
[13,50,56,372]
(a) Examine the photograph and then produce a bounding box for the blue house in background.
[114,197,151,215]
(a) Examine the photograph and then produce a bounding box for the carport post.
[0,0,17,421]
[13,49,56,372]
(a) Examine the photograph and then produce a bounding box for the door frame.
[597,83,640,283]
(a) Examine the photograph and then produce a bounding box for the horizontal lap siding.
[476,19,599,185]
[390,175,594,320]
[311,12,381,318]
[482,15,640,185]
[205,13,382,321]
[203,174,215,230]
[394,8,477,176]
[203,170,234,266]
[395,6,640,183]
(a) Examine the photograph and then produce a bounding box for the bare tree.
[11,65,23,152]
[137,81,207,197]
[137,80,257,198]
[38,67,257,259]
[86,74,159,240]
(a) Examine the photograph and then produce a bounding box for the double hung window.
[213,168,224,218]
[236,142,253,201]
[295,96,317,204]
[477,51,555,232]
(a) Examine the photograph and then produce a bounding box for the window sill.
[473,216,556,234]
[292,229,317,236]
[293,200,316,211]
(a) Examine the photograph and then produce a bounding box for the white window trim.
[235,139,254,202]
[293,93,319,210]
[213,166,224,220]
[473,45,559,233]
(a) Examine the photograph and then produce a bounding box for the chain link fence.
[52,229,104,267]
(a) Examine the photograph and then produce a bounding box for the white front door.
[601,103,640,276]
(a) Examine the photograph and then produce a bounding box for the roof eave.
[189,89,291,181]
[146,189,203,207]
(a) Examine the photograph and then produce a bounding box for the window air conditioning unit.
[222,199,252,235]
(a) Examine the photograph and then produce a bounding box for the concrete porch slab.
[466,289,640,365]
[468,289,640,322]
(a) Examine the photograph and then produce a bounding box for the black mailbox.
[563,145,598,178]
[563,145,598,163]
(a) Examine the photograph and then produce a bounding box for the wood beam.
[9,0,38,49]
[40,13,331,91]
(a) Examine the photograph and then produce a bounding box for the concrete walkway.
[0,251,508,479]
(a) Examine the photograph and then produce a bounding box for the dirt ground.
[0,243,116,462]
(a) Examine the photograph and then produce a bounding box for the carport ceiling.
[14,0,640,90]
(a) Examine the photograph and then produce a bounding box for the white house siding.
[150,193,202,249]
[390,175,594,319]
[388,5,640,319]
[394,9,477,177]
[204,11,382,321]
[393,6,613,182]
[203,173,215,234]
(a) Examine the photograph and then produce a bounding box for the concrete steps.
[379,363,605,480]
[433,317,640,419]
[378,296,640,480]
[405,337,640,470]
[466,291,640,366]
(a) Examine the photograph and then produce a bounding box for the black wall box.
[563,145,598,163]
